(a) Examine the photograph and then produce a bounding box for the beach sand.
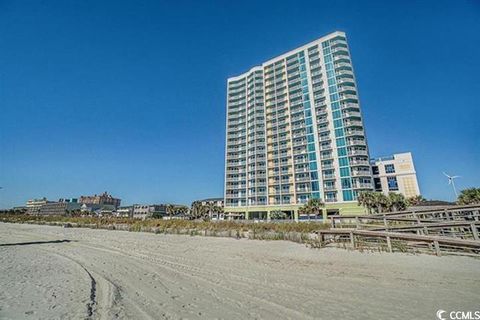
[0,222,479,319]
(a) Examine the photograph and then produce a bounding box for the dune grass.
[0,214,330,244]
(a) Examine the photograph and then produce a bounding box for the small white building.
[370,152,421,198]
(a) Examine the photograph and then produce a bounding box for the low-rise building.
[196,198,224,207]
[115,206,133,218]
[38,201,82,215]
[79,192,121,208]
[26,198,52,215]
[370,152,421,198]
[132,204,167,220]
[80,203,116,216]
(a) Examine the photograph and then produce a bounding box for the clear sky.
[1,0,479,208]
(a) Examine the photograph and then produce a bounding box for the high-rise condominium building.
[224,31,373,219]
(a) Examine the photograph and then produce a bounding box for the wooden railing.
[320,205,480,256]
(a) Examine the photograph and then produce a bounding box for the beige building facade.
[371,152,420,198]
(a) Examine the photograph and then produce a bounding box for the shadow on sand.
[0,239,75,247]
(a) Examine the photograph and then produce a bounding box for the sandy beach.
[0,223,479,319]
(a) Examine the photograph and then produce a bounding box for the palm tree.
[270,210,287,220]
[372,192,389,213]
[205,202,222,219]
[177,206,189,219]
[166,204,175,219]
[457,188,480,205]
[300,198,325,220]
[387,193,407,212]
[357,191,376,214]
[406,195,426,207]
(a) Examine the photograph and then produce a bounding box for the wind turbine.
[443,172,460,197]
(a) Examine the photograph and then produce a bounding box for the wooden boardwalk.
[319,205,480,256]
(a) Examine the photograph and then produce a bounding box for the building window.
[372,166,379,175]
[343,190,353,201]
[385,164,395,174]
[387,177,398,191]
[374,178,382,191]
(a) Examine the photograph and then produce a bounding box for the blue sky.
[0,0,479,208]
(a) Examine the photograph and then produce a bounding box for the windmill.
[443,172,460,197]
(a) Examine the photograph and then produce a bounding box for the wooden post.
[355,217,360,229]
[423,226,429,235]
[433,240,441,256]
[349,231,355,248]
[413,212,420,224]
[471,223,479,241]
[383,215,388,232]
[386,236,392,253]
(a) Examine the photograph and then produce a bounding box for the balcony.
[345,129,364,137]
[338,85,356,93]
[344,120,363,127]
[348,149,368,156]
[351,170,371,177]
[340,94,357,101]
[353,182,372,189]
[347,139,366,146]
[343,111,361,118]
[349,159,369,166]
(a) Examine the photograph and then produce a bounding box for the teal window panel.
[301,79,308,86]
[303,101,311,109]
[340,167,350,177]
[311,181,319,191]
[339,157,349,166]
[308,152,316,161]
[323,47,331,55]
[310,172,318,180]
[304,110,312,117]
[329,86,338,94]
[341,178,351,189]
[300,72,307,79]
[343,190,353,201]
[327,70,335,78]
[305,117,313,126]
[309,162,317,171]
[331,101,340,110]
[308,143,315,152]
[307,134,314,143]
[335,128,345,137]
[330,93,339,101]
[312,192,321,199]
[322,41,329,48]
[338,147,347,156]
[302,87,309,94]
[307,126,314,134]
[303,94,310,101]
[300,65,306,72]
[326,63,334,71]
[299,51,305,57]
[333,110,341,119]
[333,119,343,128]
[328,77,336,86]
[324,55,332,63]
[336,137,346,147]
[299,57,305,63]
